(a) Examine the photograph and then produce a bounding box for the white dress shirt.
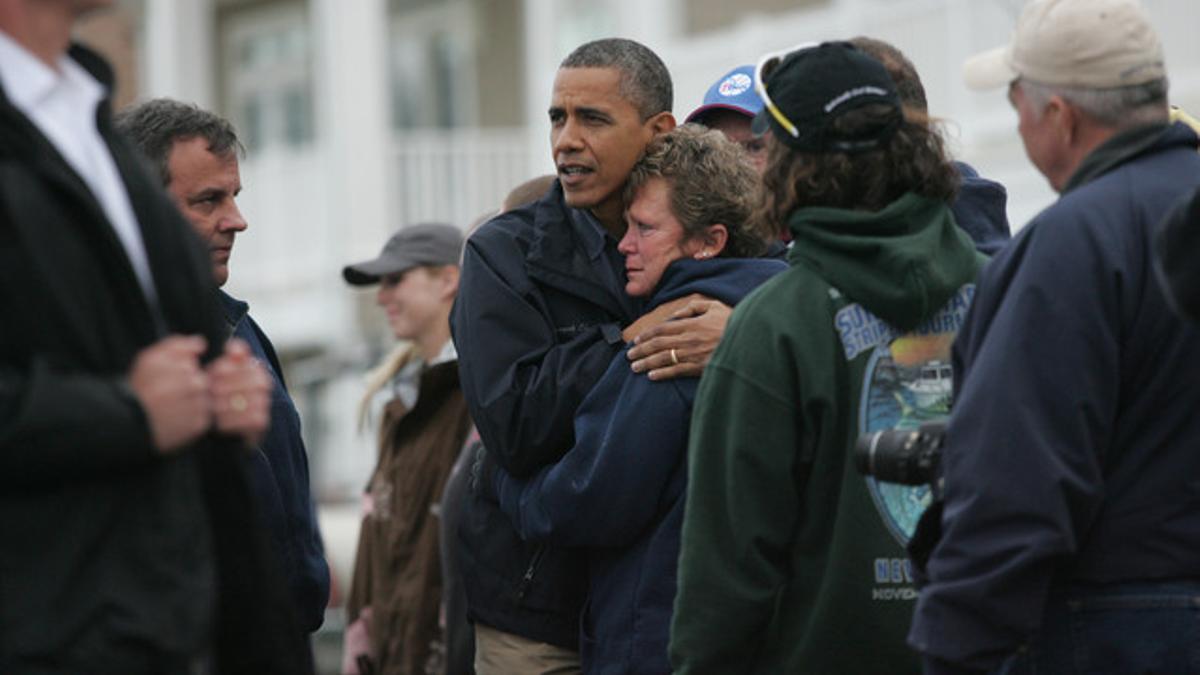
[0,31,157,302]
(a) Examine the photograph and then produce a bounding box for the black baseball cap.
[342,223,463,286]
[751,41,902,153]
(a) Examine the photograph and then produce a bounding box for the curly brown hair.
[625,124,769,258]
[753,105,959,238]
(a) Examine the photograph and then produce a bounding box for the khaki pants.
[473,623,582,675]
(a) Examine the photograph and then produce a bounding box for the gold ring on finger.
[230,393,248,412]
[670,348,679,365]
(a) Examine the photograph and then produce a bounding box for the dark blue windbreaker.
[911,123,1200,673]
[220,292,329,633]
[451,182,634,648]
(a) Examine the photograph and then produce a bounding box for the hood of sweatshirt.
[788,193,980,332]
[650,257,788,310]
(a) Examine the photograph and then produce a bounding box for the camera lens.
[853,424,944,486]
[854,431,884,477]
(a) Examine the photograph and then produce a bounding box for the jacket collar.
[0,34,115,104]
[218,289,249,329]
[0,43,119,236]
[650,257,787,310]
[1063,121,1195,194]
[0,43,166,347]
[0,44,112,180]
[525,181,638,322]
[567,202,610,263]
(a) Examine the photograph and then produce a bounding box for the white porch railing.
[389,127,541,230]
[227,126,538,501]
[229,127,539,346]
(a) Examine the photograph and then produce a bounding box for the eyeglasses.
[753,42,818,139]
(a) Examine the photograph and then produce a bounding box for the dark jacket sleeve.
[493,352,687,547]
[1154,184,1200,323]
[669,359,802,674]
[451,227,624,478]
[0,360,158,488]
[908,207,1115,671]
[240,315,330,632]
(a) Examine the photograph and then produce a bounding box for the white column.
[310,0,391,347]
[141,0,214,106]
[612,0,674,52]
[522,0,558,172]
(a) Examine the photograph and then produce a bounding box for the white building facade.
[125,0,1200,499]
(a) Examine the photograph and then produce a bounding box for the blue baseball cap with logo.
[685,65,764,124]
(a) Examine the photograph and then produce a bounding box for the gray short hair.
[1019,78,1169,128]
[114,98,244,186]
[560,38,672,120]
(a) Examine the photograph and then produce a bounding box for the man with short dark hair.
[0,1,308,671]
[116,98,330,635]
[909,1,1200,672]
[451,37,730,673]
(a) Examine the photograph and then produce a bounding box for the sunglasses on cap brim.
[753,42,819,139]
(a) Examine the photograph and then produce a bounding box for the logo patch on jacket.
[837,284,974,545]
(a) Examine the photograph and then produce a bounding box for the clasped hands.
[128,335,272,454]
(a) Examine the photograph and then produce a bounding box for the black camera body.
[854,421,945,487]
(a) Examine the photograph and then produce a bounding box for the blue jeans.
[996,580,1200,675]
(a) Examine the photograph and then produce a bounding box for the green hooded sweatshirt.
[670,193,983,674]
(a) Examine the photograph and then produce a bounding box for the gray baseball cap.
[342,223,464,286]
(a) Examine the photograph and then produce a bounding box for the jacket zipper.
[513,545,546,603]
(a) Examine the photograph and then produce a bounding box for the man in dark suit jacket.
[0,1,311,672]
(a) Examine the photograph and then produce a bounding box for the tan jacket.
[347,354,473,675]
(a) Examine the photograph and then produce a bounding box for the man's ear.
[647,111,676,137]
[1047,94,1076,146]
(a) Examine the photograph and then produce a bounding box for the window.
[220,2,314,151]
[554,0,617,60]
[386,0,524,130]
[388,1,479,129]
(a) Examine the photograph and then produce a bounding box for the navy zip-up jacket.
[451,182,636,648]
[220,292,329,633]
[1154,183,1200,323]
[493,258,784,674]
[910,123,1200,673]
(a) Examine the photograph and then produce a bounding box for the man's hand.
[128,335,211,453]
[207,338,272,448]
[626,296,732,381]
[621,294,702,344]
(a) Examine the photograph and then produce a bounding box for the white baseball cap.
[963,0,1165,91]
